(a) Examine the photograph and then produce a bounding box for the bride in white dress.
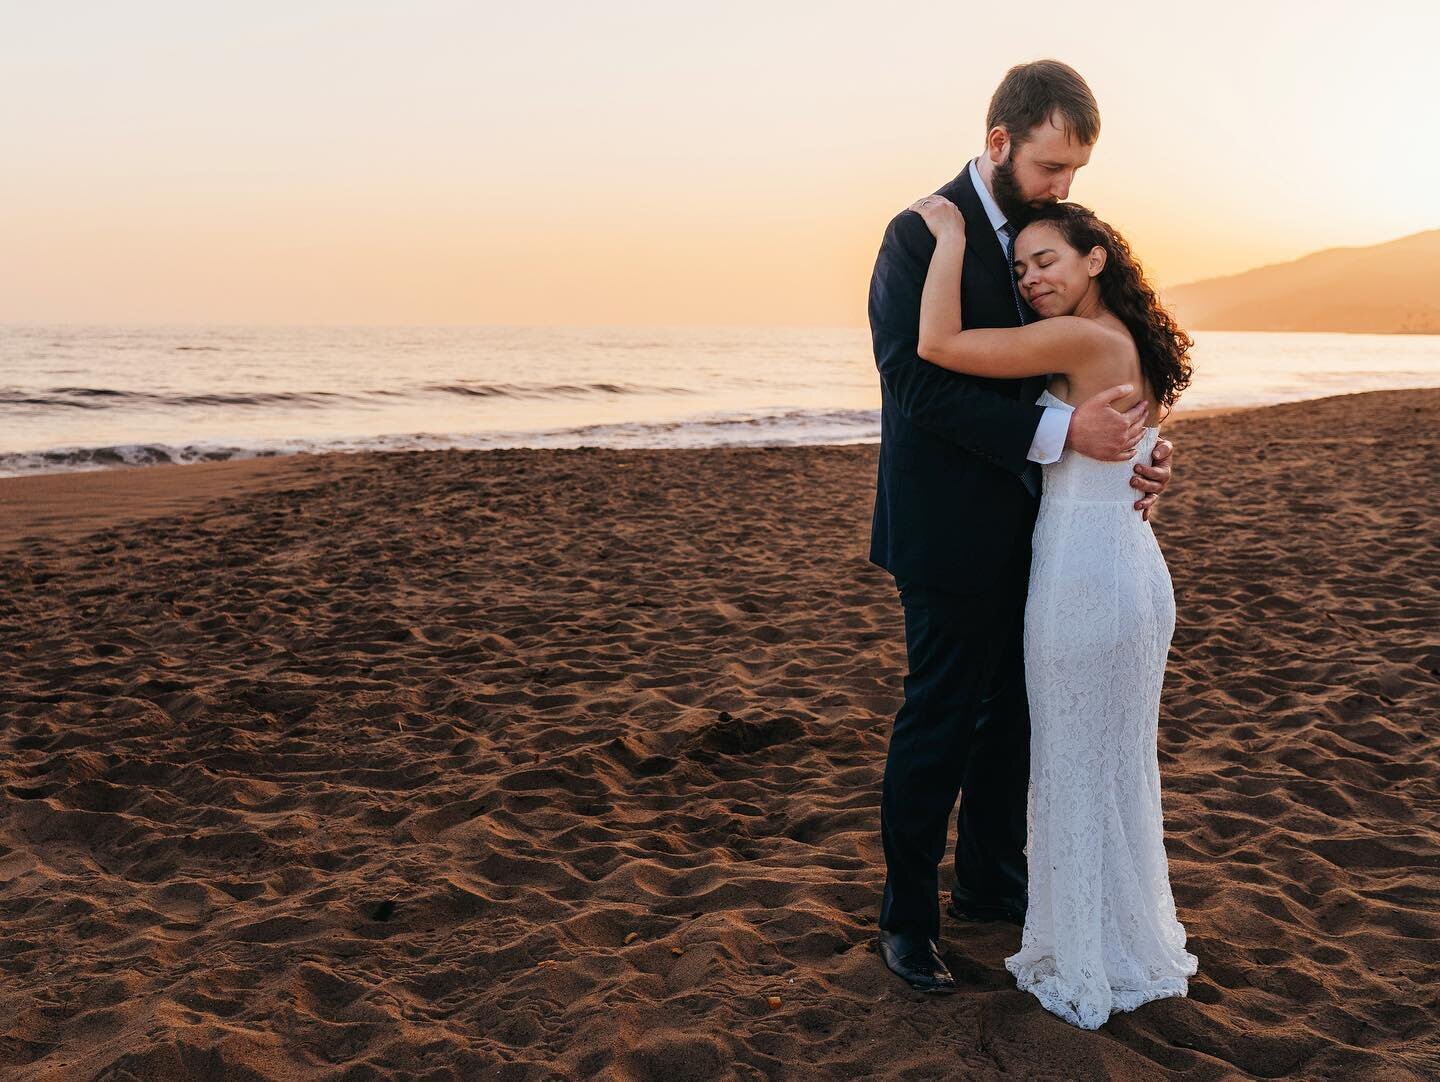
[907,195,1200,1029]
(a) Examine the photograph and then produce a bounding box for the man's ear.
[1087,245,1107,277]
[986,125,1010,164]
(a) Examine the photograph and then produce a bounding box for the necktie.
[1003,222,1041,498]
[1001,224,1027,326]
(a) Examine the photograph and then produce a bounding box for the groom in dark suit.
[868,60,1176,992]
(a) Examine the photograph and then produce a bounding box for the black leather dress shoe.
[947,885,1025,926]
[878,929,957,994]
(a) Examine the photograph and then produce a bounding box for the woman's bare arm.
[909,195,1109,380]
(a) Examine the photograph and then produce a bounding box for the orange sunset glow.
[2,2,1437,328]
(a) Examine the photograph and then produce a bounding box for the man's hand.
[1065,384,1148,462]
[1132,436,1173,521]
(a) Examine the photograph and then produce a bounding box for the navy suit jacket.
[868,165,1049,592]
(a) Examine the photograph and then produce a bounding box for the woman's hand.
[908,194,966,243]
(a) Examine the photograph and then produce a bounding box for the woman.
[907,195,1200,1029]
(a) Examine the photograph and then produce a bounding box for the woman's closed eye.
[1013,258,1054,278]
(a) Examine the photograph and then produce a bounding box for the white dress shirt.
[966,157,1071,465]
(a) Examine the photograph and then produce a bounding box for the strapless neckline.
[1039,387,1159,431]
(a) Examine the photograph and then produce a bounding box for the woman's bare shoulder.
[1062,323,1161,417]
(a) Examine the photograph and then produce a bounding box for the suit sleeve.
[869,209,1045,477]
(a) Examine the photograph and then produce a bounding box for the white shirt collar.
[968,156,1008,236]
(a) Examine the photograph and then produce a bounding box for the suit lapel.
[940,165,1046,406]
[946,167,1018,304]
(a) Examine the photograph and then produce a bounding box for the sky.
[1,1,1436,327]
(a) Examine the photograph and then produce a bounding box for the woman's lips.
[1027,289,1053,306]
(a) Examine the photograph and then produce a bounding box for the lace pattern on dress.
[1003,388,1199,1030]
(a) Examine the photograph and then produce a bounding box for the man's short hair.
[986,60,1100,147]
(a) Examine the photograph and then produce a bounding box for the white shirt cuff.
[1026,405,1071,465]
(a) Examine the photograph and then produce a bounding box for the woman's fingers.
[909,194,957,214]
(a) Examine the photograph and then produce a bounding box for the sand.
[0,453,323,551]
[0,388,1437,1080]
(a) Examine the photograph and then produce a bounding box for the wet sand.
[1,388,1437,1079]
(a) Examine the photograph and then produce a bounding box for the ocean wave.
[496,408,880,448]
[0,380,697,411]
[0,408,882,477]
[0,387,354,410]
[0,442,285,474]
[422,380,695,399]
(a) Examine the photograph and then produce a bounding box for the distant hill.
[1162,229,1440,334]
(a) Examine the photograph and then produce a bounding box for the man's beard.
[992,155,1054,225]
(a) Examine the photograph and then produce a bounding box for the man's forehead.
[1021,127,1092,162]
[1023,113,1094,154]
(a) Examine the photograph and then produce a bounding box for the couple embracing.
[867,59,1199,1030]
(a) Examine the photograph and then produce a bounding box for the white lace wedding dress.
[1004,387,1199,1030]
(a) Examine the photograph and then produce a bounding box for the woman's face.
[1012,221,1103,319]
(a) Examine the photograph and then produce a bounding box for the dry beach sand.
[0,389,1437,1079]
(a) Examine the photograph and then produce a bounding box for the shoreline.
[0,394,1279,553]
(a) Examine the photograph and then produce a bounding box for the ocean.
[2,323,1438,477]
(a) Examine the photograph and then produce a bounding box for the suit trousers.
[878,568,1031,941]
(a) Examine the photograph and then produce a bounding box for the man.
[868,59,1175,993]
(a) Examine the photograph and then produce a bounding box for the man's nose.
[1052,171,1074,201]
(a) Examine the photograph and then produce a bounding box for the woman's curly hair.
[1020,202,1194,409]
